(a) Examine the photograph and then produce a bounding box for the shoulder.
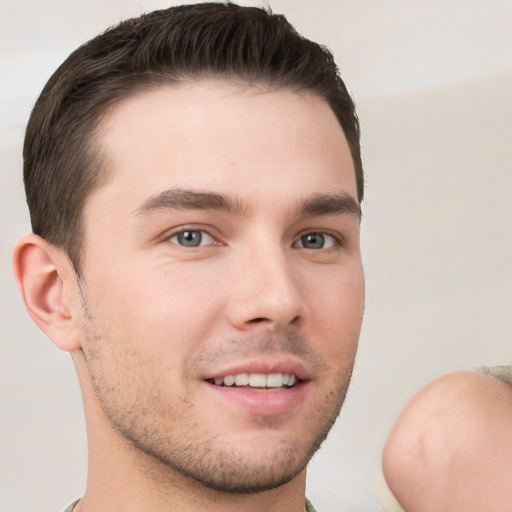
[62,499,80,512]
[305,497,318,512]
[382,369,512,512]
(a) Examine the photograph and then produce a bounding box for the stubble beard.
[120,366,353,495]
[78,289,355,495]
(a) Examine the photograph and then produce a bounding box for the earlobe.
[12,233,82,352]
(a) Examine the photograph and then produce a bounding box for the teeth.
[266,373,283,387]
[249,373,267,387]
[235,373,249,386]
[211,372,298,388]
[223,375,236,387]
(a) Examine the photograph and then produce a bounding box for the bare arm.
[382,370,512,512]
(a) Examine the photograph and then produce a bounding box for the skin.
[383,371,512,512]
[14,80,364,512]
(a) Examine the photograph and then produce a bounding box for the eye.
[168,230,215,247]
[295,232,337,249]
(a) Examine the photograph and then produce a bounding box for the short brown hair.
[23,2,363,273]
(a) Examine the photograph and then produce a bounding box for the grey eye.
[296,232,337,249]
[171,230,213,247]
[300,233,325,249]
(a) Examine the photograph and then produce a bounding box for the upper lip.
[202,357,310,381]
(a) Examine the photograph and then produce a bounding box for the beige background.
[1,1,511,510]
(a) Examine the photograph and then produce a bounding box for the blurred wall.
[1,1,511,511]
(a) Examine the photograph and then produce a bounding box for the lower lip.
[205,382,308,416]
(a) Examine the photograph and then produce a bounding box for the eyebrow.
[132,188,361,220]
[132,188,249,217]
[296,194,362,219]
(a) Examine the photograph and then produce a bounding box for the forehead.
[90,80,357,211]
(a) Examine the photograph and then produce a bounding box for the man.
[13,3,365,511]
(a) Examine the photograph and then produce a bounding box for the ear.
[12,233,82,352]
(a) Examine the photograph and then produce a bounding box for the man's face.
[76,81,364,492]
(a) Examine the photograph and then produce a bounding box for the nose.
[225,244,305,332]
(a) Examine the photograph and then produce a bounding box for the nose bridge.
[227,238,304,330]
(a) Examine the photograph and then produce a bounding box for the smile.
[209,372,298,389]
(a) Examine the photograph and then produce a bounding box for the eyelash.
[293,232,340,250]
[166,229,219,248]
[165,228,342,250]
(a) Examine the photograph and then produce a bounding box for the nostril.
[247,315,300,326]
[248,317,269,324]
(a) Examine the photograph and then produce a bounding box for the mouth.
[202,360,309,415]
[207,372,299,389]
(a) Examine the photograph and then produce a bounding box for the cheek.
[86,263,224,350]
[308,267,364,351]
[310,263,364,316]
